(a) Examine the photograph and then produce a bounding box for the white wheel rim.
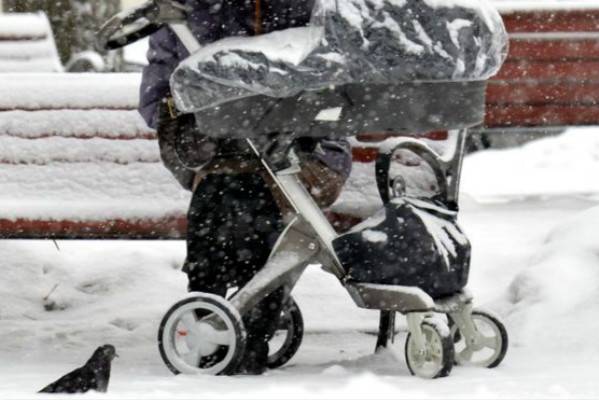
[452,313,503,367]
[161,300,239,375]
[407,325,445,379]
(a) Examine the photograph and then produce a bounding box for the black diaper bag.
[332,146,471,299]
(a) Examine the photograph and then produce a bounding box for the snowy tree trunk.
[2,0,123,71]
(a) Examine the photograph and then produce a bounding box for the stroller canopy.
[171,0,508,114]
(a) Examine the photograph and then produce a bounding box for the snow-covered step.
[0,136,160,165]
[0,161,190,223]
[0,110,154,139]
[0,13,51,40]
[0,73,142,110]
[0,39,57,59]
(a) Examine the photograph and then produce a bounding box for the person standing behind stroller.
[139,0,352,374]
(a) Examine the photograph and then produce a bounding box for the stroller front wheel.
[450,309,508,368]
[158,293,246,376]
[405,320,454,379]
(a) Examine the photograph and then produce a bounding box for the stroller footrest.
[346,282,435,313]
[432,290,473,314]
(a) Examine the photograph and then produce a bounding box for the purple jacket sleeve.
[139,27,187,129]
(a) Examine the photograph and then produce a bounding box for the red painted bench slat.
[0,217,187,240]
[508,38,599,61]
[355,132,449,142]
[486,104,599,128]
[0,106,138,112]
[0,213,361,239]
[2,132,157,140]
[502,10,599,33]
[496,60,599,81]
[487,82,599,105]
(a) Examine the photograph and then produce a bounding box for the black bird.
[39,344,118,394]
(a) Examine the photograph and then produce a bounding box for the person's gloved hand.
[297,157,345,209]
[155,99,202,190]
[294,137,318,155]
[292,137,347,208]
[172,112,218,169]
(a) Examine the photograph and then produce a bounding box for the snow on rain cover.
[172,0,508,113]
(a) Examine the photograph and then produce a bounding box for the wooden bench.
[0,12,62,72]
[2,4,599,239]
[0,73,189,239]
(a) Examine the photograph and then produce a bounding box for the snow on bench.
[0,73,378,238]
[0,13,62,73]
[0,73,189,238]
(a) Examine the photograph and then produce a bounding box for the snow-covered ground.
[2,128,599,398]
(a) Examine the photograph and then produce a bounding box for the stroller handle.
[375,130,468,210]
[376,142,448,206]
[96,0,187,51]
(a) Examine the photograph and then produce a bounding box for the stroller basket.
[189,80,487,139]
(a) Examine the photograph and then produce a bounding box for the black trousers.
[184,173,286,365]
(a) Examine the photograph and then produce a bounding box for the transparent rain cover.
[172,0,508,113]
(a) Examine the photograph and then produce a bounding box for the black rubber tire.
[447,315,462,343]
[405,320,454,379]
[158,295,246,376]
[452,310,508,369]
[267,297,304,369]
[477,311,509,368]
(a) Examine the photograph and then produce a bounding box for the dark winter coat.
[139,0,352,188]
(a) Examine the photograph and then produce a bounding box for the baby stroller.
[98,0,509,379]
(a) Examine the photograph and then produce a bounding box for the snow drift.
[500,205,599,352]
[462,128,599,201]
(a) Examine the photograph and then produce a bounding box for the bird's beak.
[115,353,120,358]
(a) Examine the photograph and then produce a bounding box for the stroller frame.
[98,0,509,378]
[163,128,498,379]
[236,130,470,315]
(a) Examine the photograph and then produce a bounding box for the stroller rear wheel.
[405,320,454,379]
[158,293,246,375]
[267,296,304,369]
